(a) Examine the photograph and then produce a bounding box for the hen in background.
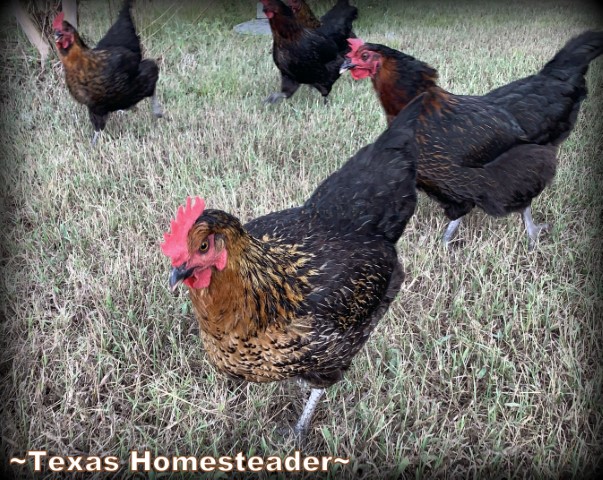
[53,0,162,145]
[261,0,357,104]
[341,31,603,248]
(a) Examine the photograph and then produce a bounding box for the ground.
[0,0,602,478]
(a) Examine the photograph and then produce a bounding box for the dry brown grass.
[1,0,602,478]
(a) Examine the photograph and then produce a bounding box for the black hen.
[261,0,355,104]
[341,31,603,248]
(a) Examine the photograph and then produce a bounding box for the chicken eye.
[199,241,209,253]
[361,53,369,61]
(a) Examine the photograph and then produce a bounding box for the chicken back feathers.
[317,0,358,51]
[95,0,141,55]
[288,0,321,28]
[161,97,422,388]
[289,0,358,52]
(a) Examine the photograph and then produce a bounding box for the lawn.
[0,0,602,478]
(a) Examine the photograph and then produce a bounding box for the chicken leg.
[522,206,549,250]
[89,111,108,147]
[264,74,301,104]
[293,388,324,435]
[443,218,462,246]
[151,94,163,118]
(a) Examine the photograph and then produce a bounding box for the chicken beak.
[169,264,193,292]
[339,58,356,74]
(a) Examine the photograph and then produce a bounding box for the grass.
[0,0,602,478]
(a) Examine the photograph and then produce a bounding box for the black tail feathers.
[95,0,140,55]
[541,30,603,80]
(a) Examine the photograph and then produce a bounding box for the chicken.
[288,0,358,52]
[52,0,162,145]
[260,0,357,104]
[160,96,424,435]
[340,31,603,248]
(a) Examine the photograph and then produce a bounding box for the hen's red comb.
[53,12,65,30]
[161,196,206,266]
[347,38,365,58]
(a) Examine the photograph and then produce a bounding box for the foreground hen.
[340,31,603,248]
[161,97,423,435]
[53,0,162,145]
[261,0,357,104]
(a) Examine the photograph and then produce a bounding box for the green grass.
[1,0,602,478]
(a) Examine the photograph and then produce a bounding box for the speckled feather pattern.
[62,48,158,114]
[189,212,404,387]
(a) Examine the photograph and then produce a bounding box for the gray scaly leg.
[151,94,164,118]
[443,218,462,246]
[293,388,324,435]
[522,206,549,250]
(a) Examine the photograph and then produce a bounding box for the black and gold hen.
[341,32,603,248]
[161,97,423,435]
[53,0,162,145]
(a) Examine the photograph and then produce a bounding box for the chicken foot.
[293,388,324,435]
[522,206,549,250]
[264,92,288,104]
[264,75,301,104]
